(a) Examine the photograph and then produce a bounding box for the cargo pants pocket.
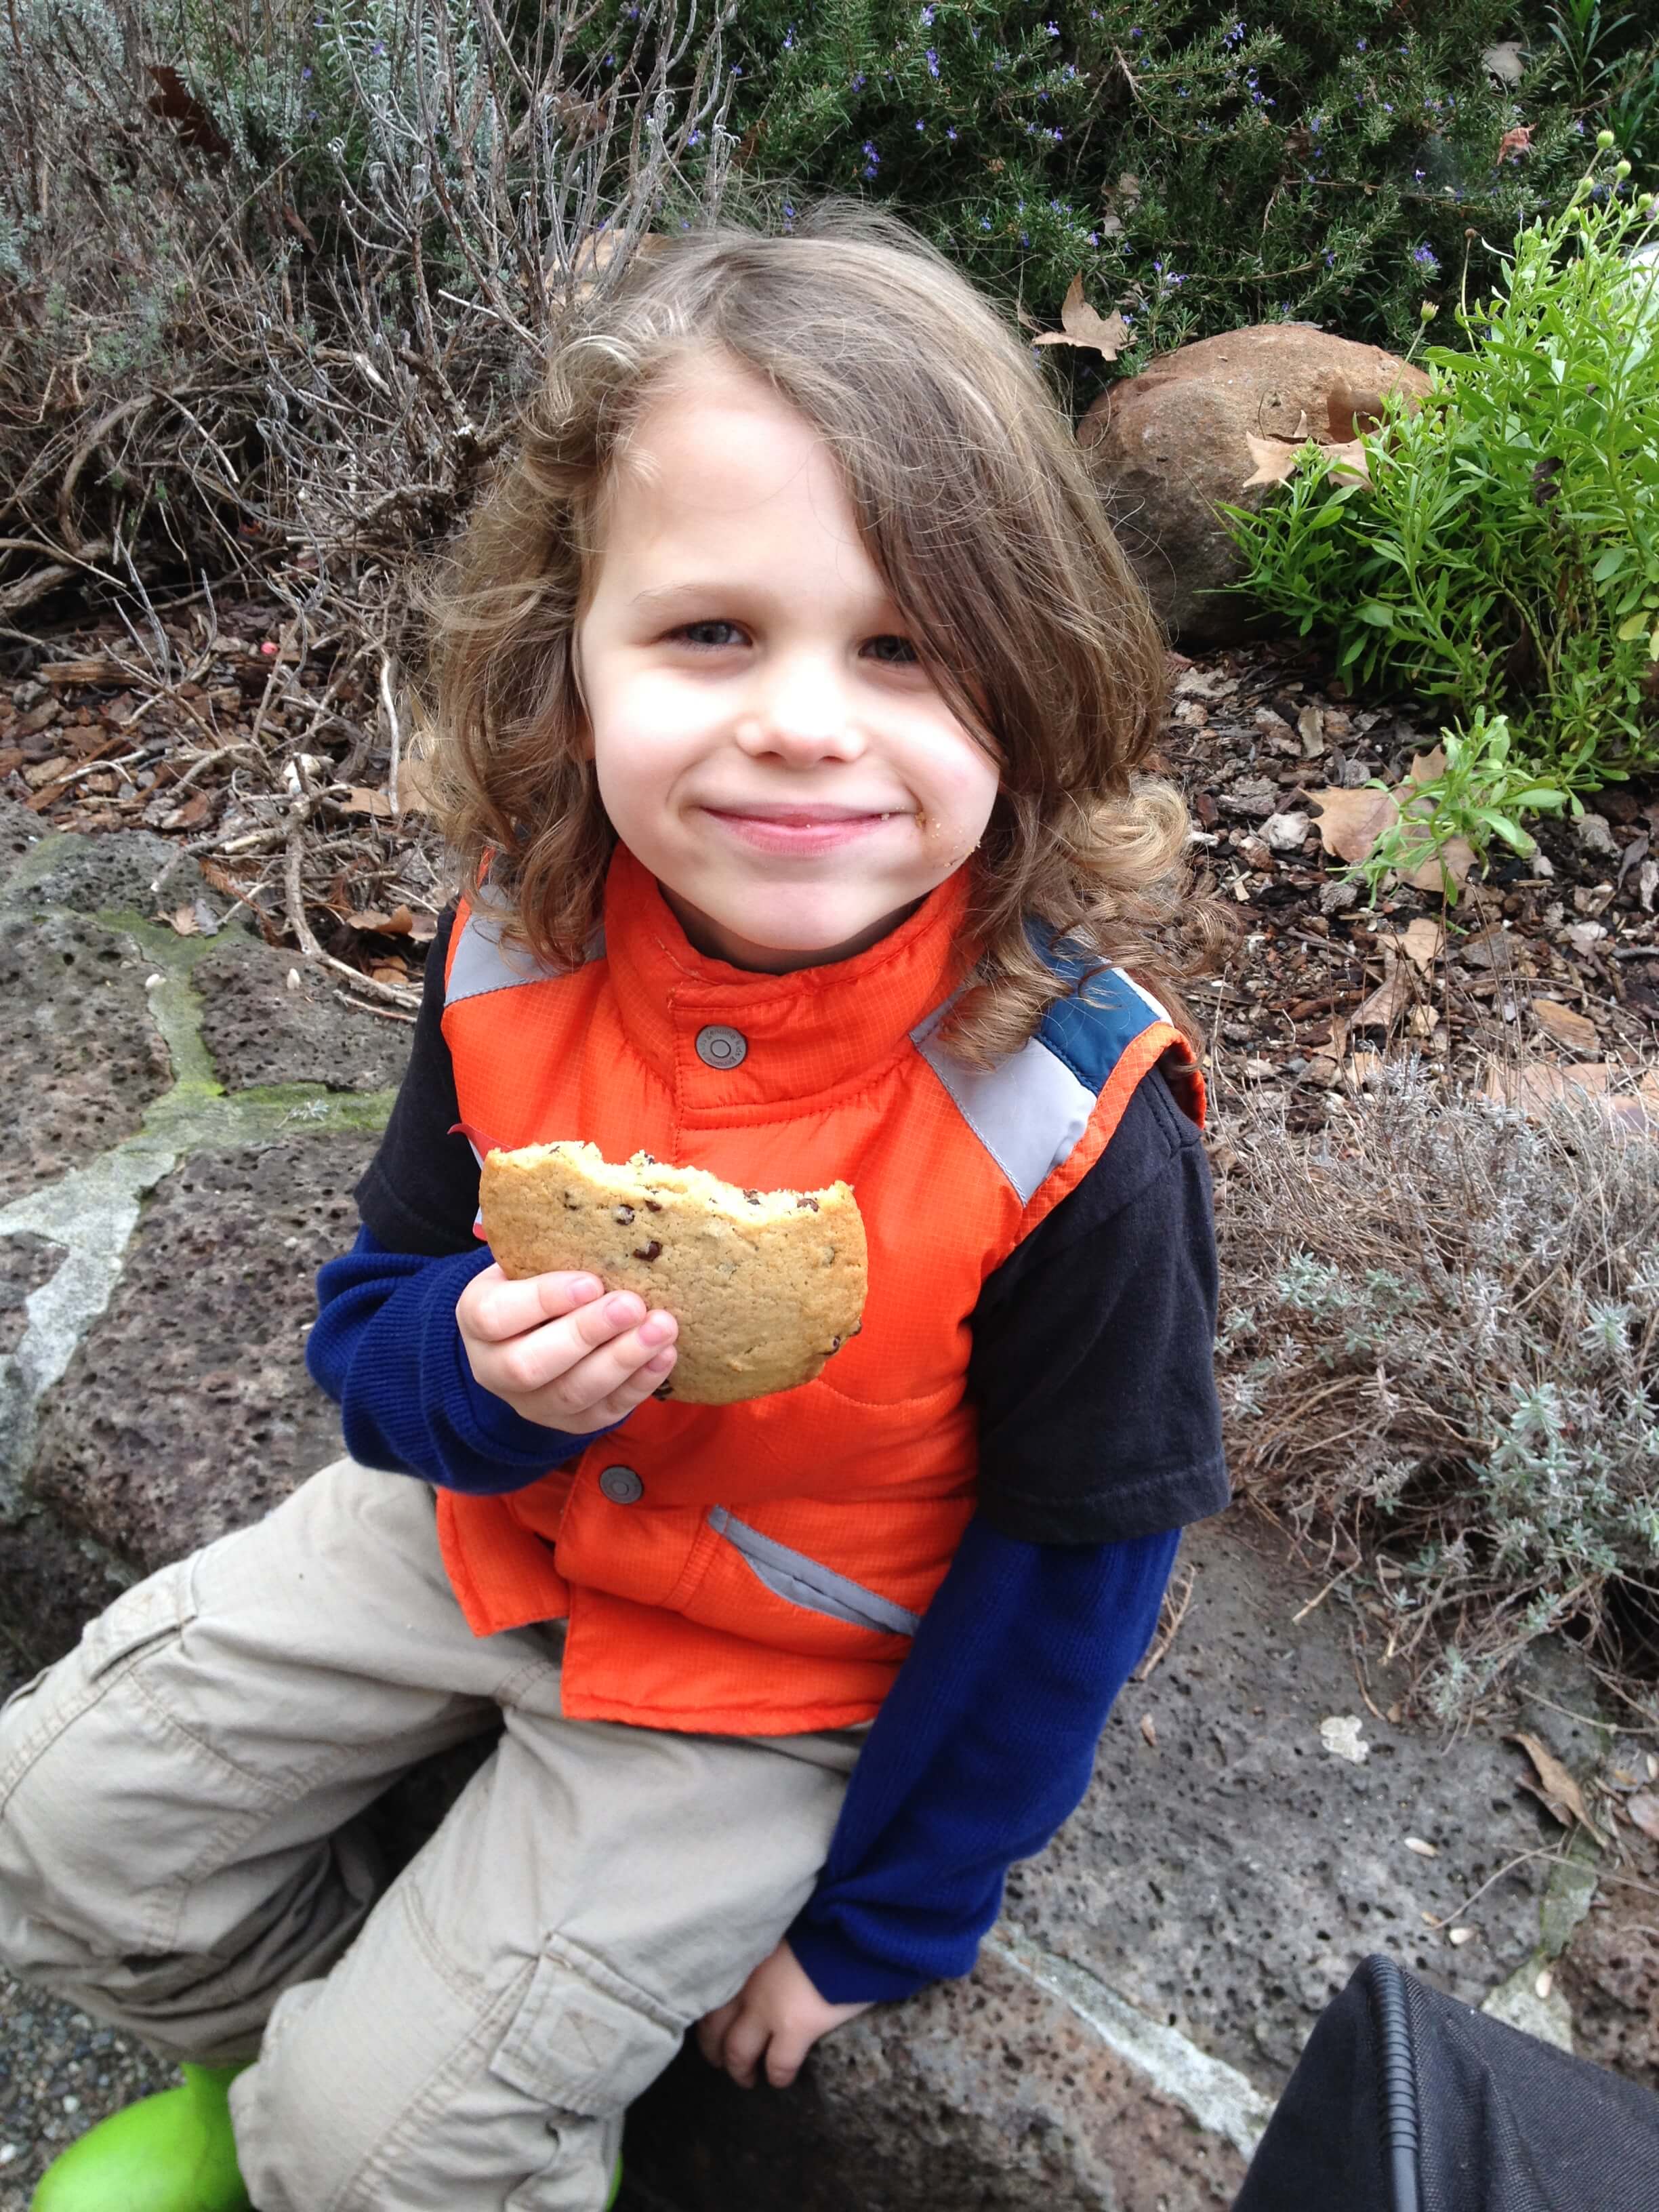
[493,1937,686,2212]
[0,1553,201,1800]
[491,1934,687,2119]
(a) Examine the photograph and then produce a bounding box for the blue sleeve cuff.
[307,1229,622,1494]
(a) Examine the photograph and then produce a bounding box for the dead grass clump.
[1213,1059,1659,1723]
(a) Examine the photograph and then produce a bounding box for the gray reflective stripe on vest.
[446,906,604,1006]
[707,1507,921,1638]
[909,995,1095,1206]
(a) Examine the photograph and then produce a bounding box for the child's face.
[573,359,1000,972]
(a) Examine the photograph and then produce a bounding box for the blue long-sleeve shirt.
[306,1227,1179,1999]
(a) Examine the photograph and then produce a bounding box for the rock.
[1575,811,1618,859]
[0,911,171,1202]
[1080,326,1431,642]
[0,795,40,879]
[194,935,415,1094]
[1263,811,1310,853]
[28,1136,377,1576]
[0,1232,62,1356]
[1,825,199,920]
[1219,777,1277,819]
[1557,1880,1659,2092]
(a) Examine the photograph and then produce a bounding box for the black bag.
[1232,1954,1659,2211]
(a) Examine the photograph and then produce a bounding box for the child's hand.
[456,1265,678,1429]
[695,1941,874,2090]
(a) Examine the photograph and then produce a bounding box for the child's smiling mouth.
[699,804,907,856]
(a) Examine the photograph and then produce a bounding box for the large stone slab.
[0,910,171,1203]
[621,1515,1570,2210]
[27,1135,375,1580]
[194,933,413,1094]
[1007,1517,1555,2083]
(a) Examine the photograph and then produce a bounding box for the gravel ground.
[0,1967,177,2209]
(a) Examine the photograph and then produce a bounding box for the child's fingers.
[720,2007,769,2090]
[516,1320,676,1422]
[459,1265,606,1344]
[695,2001,737,2071]
[762,2024,811,2091]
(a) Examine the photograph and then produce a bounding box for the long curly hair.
[424,196,1230,1064]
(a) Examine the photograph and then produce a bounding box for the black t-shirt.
[356,910,1229,1545]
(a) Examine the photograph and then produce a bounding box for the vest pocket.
[491,1934,686,2118]
[706,1508,921,1638]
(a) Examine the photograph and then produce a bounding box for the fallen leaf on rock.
[1032,272,1130,361]
[1534,1967,1553,1999]
[344,904,426,938]
[1139,1714,1158,1748]
[1404,1836,1439,1858]
[1528,998,1599,1054]
[170,903,199,936]
[1320,1715,1370,1764]
[1448,1926,1475,1946]
[1508,1732,1607,1846]
[345,786,395,817]
[1626,1789,1659,1842]
[1242,434,1309,490]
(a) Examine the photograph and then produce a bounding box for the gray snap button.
[695,1023,747,1069]
[598,1465,644,1506]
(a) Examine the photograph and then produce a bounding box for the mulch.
[5,602,1658,1105]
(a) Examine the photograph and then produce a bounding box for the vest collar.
[600,842,978,1115]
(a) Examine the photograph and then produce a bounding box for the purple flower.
[1356,37,1366,49]
[915,117,924,131]
[688,127,701,145]
[920,3,933,20]
[945,125,957,141]
[302,65,312,79]
[1411,243,1440,272]
[851,71,865,88]
[1087,230,1099,245]
[783,27,794,48]
[926,47,939,77]
[980,215,991,229]
[1046,22,1060,36]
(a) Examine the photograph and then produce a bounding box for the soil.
[5,615,1656,1115]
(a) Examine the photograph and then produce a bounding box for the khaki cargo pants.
[0,1458,865,2210]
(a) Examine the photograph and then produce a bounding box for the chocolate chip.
[632,1240,663,1263]
[829,1335,841,1352]
[613,1204,635,1224]
[795,1193,819,1210]
[644,1199,663,1212]
[744,1189,762,1205]
[652,1380,674,1399]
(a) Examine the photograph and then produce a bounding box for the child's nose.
[736,658,865,761]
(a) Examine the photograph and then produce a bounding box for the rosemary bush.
[1223,135,1659,872]
[607,0,1645,376]
[1216,1061,1659,1722]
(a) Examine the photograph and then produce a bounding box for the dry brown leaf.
[1241,435,1307,490]
[169,903,199,937]
[1309,783,1399,865]
[1400,837,1476,897]
[1483,1060,1659,1139]
[1626,1789,1659,1842]
[1528,998,1600,1054]
[1507,1732,1607,1847]
[1407,745,1448,785]
[1032,272,1130,361]
[1350,964,1411,1031]
[1326,438,1372,487]
[1139,1714,1158,1748]
[344,786,396,819]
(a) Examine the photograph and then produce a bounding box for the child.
[0,199,1229,2211]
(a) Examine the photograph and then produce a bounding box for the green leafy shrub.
[1223,136,1659,853]
[1215,1061,1659,1720]
[566,0,1654,373]
[1351,709,1570,905]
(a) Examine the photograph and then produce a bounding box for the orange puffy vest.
[437,844,1203,1735]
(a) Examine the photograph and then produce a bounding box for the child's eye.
[671,621,744,650]
[663,624,920,665]
[865,634,920,666]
